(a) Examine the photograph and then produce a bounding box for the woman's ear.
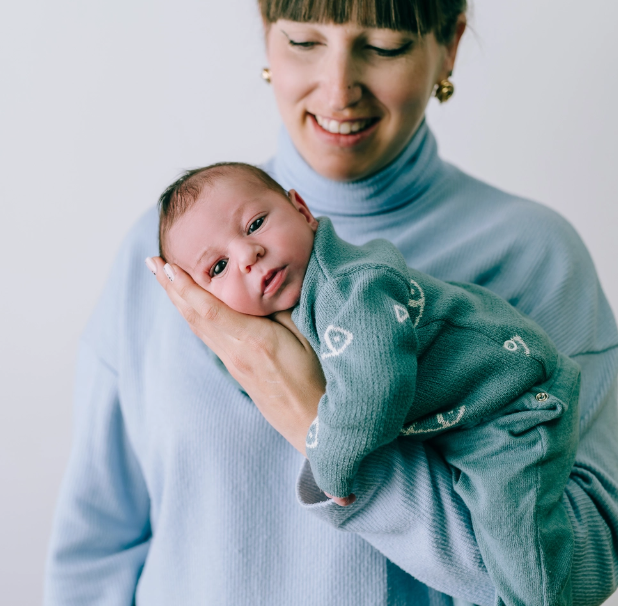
[288,189,319,231]
[440,13,467,80]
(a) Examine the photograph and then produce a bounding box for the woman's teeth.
[314,115,373,135]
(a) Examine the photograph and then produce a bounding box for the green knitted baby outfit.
[291,218,576,499]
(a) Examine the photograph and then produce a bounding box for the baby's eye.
[211,259,228,277]
[248,217,264,234]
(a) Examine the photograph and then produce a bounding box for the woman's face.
[265,19,464,181]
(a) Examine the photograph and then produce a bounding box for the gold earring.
[261,68,271,84]
[435,79,455,103]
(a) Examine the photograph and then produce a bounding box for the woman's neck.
[272,119,444,218]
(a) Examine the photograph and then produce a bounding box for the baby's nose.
[238,243,264,273]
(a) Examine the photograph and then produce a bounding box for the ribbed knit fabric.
[44,121,618,606]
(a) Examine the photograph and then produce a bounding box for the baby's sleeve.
[306,267,419,498]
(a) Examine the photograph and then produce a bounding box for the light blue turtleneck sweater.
[45,122,618,606]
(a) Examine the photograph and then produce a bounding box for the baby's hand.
[324,492,356,507]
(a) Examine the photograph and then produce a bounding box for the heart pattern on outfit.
[306,418,319,449]
[394,304,410,323]
[321,325,354,359]
[408,279,425,327]
[401,405,466,435]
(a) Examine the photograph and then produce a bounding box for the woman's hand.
[147,257,325,457]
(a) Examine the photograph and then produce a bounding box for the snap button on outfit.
[536,392,549,402]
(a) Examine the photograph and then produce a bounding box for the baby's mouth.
[262,266,288,296]
[311,114,379,135]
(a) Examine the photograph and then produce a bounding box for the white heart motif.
[394,304,410,323]
[306,417,319,449]
[401,405,466,436]
[321,325,354,359]
[408,279,425,328]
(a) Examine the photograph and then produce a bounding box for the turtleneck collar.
[272,119,444,218]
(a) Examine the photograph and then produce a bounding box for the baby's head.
[159,163,318,316]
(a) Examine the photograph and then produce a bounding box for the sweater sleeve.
[43,217,153,605]
[43,339,151,605]
[297,211,618,606]
[305,267,418,498]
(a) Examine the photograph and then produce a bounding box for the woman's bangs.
[259,0,434,35]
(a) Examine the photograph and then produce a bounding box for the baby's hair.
[158,162,288,261]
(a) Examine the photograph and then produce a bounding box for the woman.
[45,1,618,605]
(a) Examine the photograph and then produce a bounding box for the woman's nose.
[322,50,363,111]
[237,242,265,273]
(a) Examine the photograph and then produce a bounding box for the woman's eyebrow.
[280,26,323,41]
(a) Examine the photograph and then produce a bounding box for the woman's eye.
[288,39,316,49]
[248,217,264,234]
[368,42,413,57]
[211,259,228,277]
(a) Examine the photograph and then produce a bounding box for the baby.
[158,162,580,606]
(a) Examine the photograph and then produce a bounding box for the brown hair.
[258,0,467,44]
[158,162,288,261]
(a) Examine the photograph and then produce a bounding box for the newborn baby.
[157,162,579,606]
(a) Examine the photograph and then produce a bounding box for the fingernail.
[163,263,175,282]
[145,257,157,275]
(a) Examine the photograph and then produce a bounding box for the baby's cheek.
[193,273,213,293]
[214,281,261,316]
[195,273,230,306]
[270,284,301,314]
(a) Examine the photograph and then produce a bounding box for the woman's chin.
[293,127,403,182]
[303,151,384,182]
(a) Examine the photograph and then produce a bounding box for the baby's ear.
[288,189,318,231]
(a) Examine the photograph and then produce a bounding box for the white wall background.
[1,0,616,604]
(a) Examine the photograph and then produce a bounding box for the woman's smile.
[312,114,378,135]
[308,113,381,148]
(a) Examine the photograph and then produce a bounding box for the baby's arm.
[306,267,418,500]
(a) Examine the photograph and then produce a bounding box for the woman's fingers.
[150,258,192,312]
[149,257,252,340]
[149,258,209,336]
[148,257,229,357]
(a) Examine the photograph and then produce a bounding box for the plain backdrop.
[1,0,616,604]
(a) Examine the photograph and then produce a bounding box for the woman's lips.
[314,114,377,134]
[308,113,380,147]
[262,266,288,297]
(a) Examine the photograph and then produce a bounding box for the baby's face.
[166,176,318,316]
